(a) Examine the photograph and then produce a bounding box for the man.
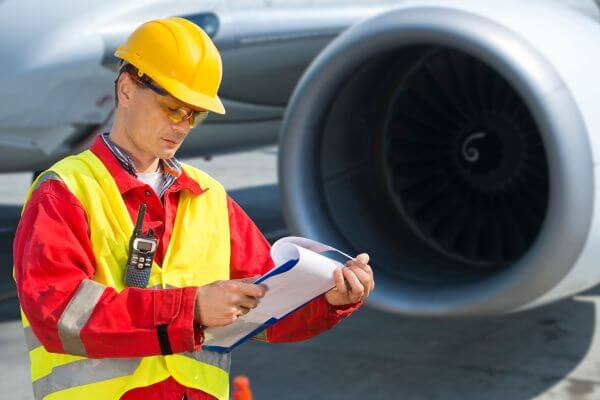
[13,17,375,400]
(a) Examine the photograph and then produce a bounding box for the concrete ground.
[1,147,600,399]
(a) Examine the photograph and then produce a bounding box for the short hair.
[114,61,167,108]
[113,60,139,108]
[113,60,126,108]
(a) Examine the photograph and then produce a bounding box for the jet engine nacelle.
[278,0,600,316]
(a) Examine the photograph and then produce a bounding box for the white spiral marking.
[462,132,487,163]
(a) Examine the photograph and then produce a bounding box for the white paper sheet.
[202,236,353,352]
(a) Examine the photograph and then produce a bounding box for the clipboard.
[202,236,353,353]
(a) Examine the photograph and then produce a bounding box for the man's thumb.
[356,253,370,264]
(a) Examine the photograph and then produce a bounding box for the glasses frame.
[117,64,209,128]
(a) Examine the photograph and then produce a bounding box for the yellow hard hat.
[114,17,226,114]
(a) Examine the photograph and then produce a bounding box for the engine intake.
[279,1,599,316]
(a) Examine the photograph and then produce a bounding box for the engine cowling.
[278,0,600,316]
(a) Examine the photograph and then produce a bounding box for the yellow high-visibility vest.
[18,150,231,400]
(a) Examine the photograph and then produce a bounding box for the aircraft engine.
[278,0,600,316]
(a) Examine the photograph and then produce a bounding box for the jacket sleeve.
[13,178,200,359]
[226,196,362,344]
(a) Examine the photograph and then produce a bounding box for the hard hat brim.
[153,73,226,115]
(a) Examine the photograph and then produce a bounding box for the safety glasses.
[126,69,209,128]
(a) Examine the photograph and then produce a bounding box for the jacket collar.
[90,134,205,196]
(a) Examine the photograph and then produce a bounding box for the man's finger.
[349,265,373,296]
[238,295,259,310]
[347,266,373,297]
[346,257,371,273]
[347,260,373,279]
[231,305,252,317]
[230,306,243,317]
[346,259,372,273]
[342,267,364,302]
[235,282,266,298]
[333,268,347,294]
[355,253,369,264]
[239,306,252,316]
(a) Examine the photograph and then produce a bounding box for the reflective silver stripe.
[57,280,106,356]
[23,326,41,350]
[32,358,140,400]
[32,171,63,191]
[182,349,231,372]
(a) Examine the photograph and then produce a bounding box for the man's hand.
[325,253,375,306]
[195,276,265,327]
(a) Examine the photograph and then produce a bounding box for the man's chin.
[157,148,178,160]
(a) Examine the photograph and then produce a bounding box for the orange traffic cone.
[233,375,254,400]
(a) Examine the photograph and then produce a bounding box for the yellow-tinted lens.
[193,110,209,125]
[166,108,190,124]
[165,108,208,128]
[145,85,209,128]
[128,70,210,128]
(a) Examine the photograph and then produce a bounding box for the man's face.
[119,73,195,160]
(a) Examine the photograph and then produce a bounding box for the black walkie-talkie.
[124,203,158,288]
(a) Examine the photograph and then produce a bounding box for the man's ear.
[117,73,134,108]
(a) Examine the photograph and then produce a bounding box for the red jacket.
[13,136,361,400]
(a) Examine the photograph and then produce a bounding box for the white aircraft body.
[0,0,397,170]
[2,0,600,318]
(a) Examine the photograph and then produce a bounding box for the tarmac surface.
[1,147,600,399]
